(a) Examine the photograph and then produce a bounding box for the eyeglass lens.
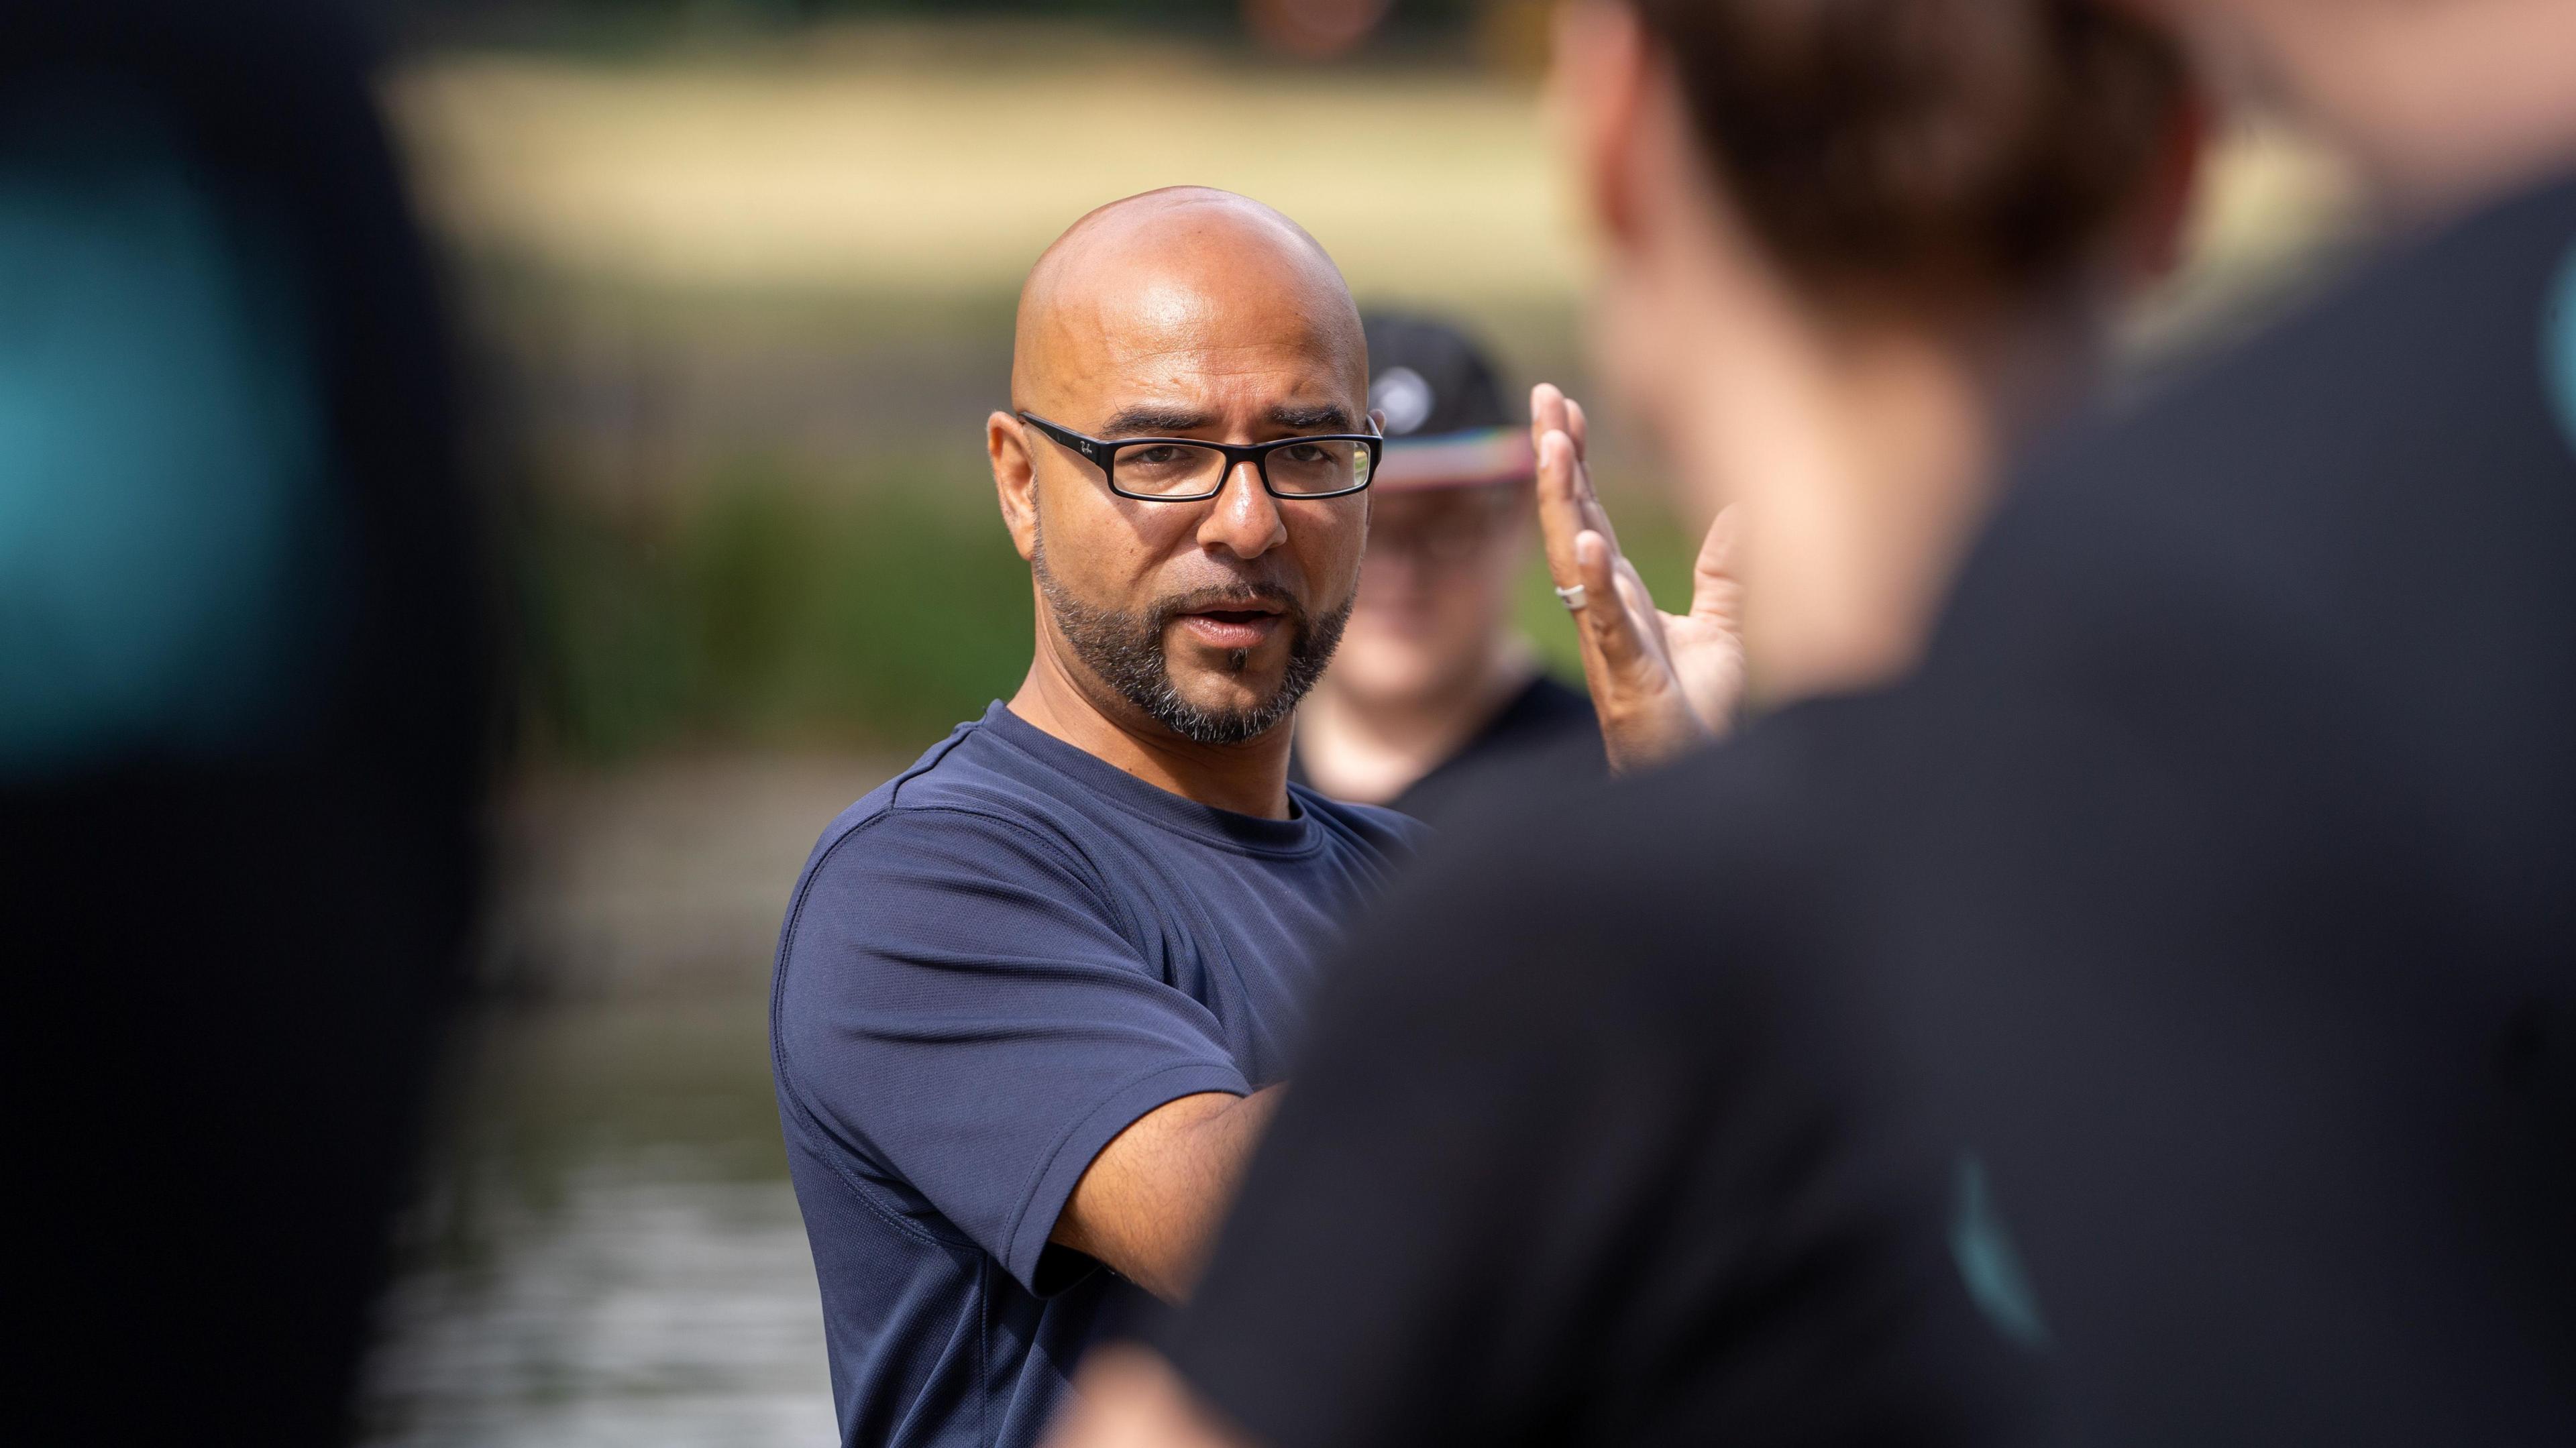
[1114,438,1372,497]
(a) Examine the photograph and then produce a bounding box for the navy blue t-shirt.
[771,702,1421,1448]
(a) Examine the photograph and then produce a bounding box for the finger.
[1576,527,1712,774]
[1578,474,1622,555]
[1575,529,1647,671]
[1609,559,1654,624]
[1530,383,1568,451]
[1534,429,1589,590]
[1689,504,1744,626]
[1615,553,1658,614]
[1539,427,1642,612]
[1558,398,1622,552]
[1530,386,1585,562]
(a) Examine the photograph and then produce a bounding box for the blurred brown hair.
[1629,0,2188,308]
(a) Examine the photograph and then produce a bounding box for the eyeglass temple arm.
[1014,411,1106,463]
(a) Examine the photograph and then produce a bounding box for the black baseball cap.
[1362,311,1538,491]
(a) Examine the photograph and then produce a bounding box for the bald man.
[767,188,1415,1448]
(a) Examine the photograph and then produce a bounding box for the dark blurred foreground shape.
[1,1,490,1441]
[1146,2,2576,1445]
[1886,167,2576,1440]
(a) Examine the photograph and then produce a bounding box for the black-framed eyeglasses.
[1018,411,1381,501]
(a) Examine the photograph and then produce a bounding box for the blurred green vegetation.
[512,452,1699,762]
[515,458,1035,758]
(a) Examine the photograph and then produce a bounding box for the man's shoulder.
[771,728,1137,1043]
[793,720,1100,904]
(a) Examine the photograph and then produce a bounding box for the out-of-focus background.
[355,3,2365,1443]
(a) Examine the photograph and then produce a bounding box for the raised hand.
[1532,384,1747,774]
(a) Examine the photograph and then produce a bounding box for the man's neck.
[1008,645,1297,821]
[1294,637,1536,805]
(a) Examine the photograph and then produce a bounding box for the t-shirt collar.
[978,702,1322,856]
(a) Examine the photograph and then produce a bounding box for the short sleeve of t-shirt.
[1161,726,2033,1448]
[774,804,1252,1294]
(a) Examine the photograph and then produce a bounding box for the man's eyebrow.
[1097,404,1215,437]
[1093,402,1358,437]
[1266,402,1356,433]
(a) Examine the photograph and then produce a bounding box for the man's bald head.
[1010,187,1368,417]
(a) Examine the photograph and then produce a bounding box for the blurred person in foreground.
[1053,0,2576,1444]
[1290,312,1605,827]
[1053,0,2201,1441]
[769,187,1417,1448]
[1,0,490,1442]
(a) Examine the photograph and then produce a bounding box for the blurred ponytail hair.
[1629,0,2188,309]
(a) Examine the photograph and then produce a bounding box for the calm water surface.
[360,758,892,1448]
[361,997,833,1447]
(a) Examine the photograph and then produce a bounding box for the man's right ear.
[989,410,1040,563]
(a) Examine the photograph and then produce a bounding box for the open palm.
[1530,384,1746,773]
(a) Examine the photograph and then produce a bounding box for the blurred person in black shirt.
[1,1,490,1442]
[1048,0,2576,1445]
[1861,0,2576,1434]
[1290,313,1602,828]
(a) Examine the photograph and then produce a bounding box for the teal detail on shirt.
[1951,1154,2051,1351]
[0,92,329,779]
[2543,237,2576,457]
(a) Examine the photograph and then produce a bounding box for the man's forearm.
[1053,1084,1285,1302]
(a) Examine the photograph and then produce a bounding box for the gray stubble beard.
[1030,530,1352,747]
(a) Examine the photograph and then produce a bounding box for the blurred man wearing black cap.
[1291,313,1601,828]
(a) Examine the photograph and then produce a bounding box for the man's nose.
[1195,457,1287,561]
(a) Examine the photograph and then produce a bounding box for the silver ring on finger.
[1555,583,1588,612]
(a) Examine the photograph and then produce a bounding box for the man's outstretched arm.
[1051,1086,1286,1304]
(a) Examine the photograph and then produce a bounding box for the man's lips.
[1174,604,1285,651]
